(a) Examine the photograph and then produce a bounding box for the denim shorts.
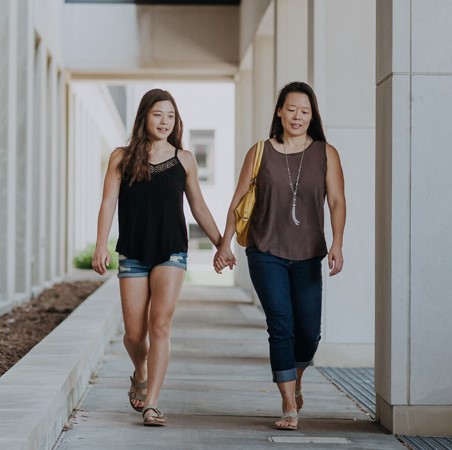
[117,252,188,278]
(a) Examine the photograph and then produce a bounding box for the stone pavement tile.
[56,412,405,450]
[54,289,405,450]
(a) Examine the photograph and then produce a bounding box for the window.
[189,130,214,183]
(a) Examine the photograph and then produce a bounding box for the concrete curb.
[0,276,121,450]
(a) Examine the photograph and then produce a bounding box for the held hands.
[328,243,344,276]
[92,246,111,275]
[213,245,236,274]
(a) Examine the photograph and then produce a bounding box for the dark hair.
[269,81,326,143]
[118,88,183,183]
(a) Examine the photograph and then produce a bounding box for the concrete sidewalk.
[54,284,405,450]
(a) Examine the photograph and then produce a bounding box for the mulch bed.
[0,280,104,377]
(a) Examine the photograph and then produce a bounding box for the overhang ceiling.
[65,1,240,5]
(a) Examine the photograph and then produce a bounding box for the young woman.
[92,88,223,426]
[214,81,346,431]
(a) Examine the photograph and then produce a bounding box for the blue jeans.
[246,246,323,383]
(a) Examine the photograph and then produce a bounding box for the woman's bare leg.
[274,380,298,428]
[295,367,305,411]
[119,277,150,409]
[144,266,185,407]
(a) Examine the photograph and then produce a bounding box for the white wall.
[314,0,376,366]
[62,4,239,77]
[68,84,126,261]
[0,0,69,312]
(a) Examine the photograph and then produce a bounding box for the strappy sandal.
[128,372,147,412]
[275,411,298,431]
[295,388,304,412]
[142,404,166,426]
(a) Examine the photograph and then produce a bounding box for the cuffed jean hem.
[272,368,297,383]
[296,360,312,370]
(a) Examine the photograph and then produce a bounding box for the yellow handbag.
[235,140,265,246]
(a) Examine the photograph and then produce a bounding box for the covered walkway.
[0,277,405,449]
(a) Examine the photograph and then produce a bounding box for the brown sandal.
[128,372,147,412]
[143,404,166,426]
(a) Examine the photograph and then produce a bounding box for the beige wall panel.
[240,0,272,59]
[63,5,239,75]
[411,0,452,72]
[410,75,452,405]
[325,0,375,128]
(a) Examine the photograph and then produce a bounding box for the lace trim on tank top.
[148,156,179,174]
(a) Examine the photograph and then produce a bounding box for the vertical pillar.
[375,0,452,435]
[0,0,18,304]
[234,51,253,293]
[47,59,58,281]
[57,72,68,276]
[252,35,274,142]
[32,39,47,288]
[15,0,34,296]
[309,0,376,367]
[66,90,76,271]
[0,1,10,303]
[274,0,309,91]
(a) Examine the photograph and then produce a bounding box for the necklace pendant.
[291,200,300,226]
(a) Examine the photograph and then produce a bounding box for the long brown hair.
[269,81,326,143]
[118,89,183,183]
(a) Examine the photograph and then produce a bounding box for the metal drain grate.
[317,367,376,418]
[317,368,452,450]
[398,435,452,450]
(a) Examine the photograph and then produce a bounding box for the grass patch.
[73,238,118,270]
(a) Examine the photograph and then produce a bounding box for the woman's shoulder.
[177,148,195,164]
[111,146,126,160]
[176,149,196,175]
[325,142,340,158]
[107,147,126,170]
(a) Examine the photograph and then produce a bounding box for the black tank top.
[115,149,188,266]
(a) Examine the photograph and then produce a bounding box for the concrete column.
[375,0,452,435]
[32,39,47,289]
[15,0,34,297]
[0,2,9,303]
[252,35,274,143]
[46,59,58,281]
[234,54,253,294]
[309,0,376,367]
[274,0,309,91]
[57,72,68,276]
[0,0,18,304]
[7,0,18,303]
[66,91,77,271]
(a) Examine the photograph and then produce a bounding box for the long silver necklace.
[283,137,309,226]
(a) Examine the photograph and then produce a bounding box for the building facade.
[1,0,451,435]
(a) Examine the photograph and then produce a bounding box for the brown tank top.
[248,139,328,260]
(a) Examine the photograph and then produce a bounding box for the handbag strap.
[250,140,264,183]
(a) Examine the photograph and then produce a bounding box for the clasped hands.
[213,245,236,274]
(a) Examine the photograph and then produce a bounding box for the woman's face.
[277,92,312,138]
[146,100,176,141]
